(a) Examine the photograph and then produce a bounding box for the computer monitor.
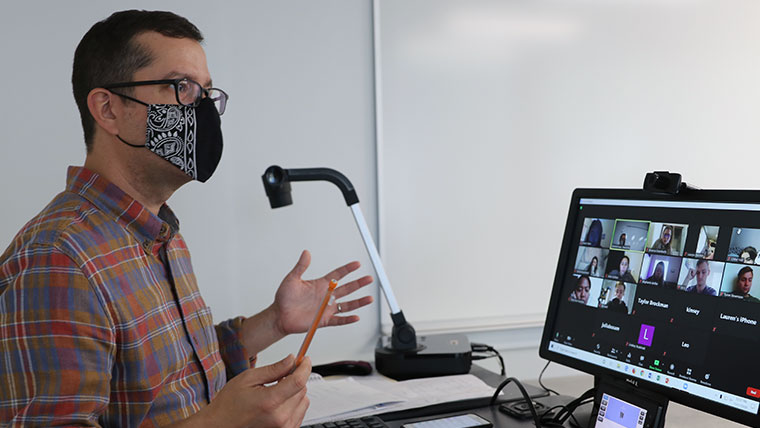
[539,188,760,426]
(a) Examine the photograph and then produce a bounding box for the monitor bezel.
[539,187,760,427]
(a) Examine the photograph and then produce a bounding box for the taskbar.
[548,341,759,415]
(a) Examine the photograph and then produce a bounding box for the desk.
[381,368,746,427]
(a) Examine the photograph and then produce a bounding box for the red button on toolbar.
[747,387,760,397]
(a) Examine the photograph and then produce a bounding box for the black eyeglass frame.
[102,78,228,115]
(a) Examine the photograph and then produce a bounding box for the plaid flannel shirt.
[0,166,249,427]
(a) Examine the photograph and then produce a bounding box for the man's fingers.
[327,314,360,326]
[322,260,361,283]
[274,356,311,399]
[286,388,311,427]
[334,275,373,299]
[335,296,373,314]
[288,250,311,279]
[246,354,295,386]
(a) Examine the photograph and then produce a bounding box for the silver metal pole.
[350,204,401,314]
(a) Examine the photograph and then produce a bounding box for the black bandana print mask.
[119,97,223,183]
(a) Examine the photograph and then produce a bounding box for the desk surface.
[383,371,747,427]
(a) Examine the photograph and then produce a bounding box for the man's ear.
[87,88,120,136]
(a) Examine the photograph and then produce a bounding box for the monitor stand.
[568,400,594,428]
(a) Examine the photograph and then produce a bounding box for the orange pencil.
[293,279,338,371]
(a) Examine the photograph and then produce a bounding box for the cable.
[538,360,559,395]
[490,376,594,428]
[547,388,595,426]
[470,342,506,376]
[490,377,544,427]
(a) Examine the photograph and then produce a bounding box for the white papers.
[303,374,496,425]
[303,377,404,423]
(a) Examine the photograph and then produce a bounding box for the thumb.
[246,354,295,385]
[288,250,311,279]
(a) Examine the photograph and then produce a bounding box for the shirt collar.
[66,166,179,251]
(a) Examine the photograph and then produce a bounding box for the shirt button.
[142,240,152,250]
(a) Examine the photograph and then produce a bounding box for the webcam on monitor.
[642,171,697,195]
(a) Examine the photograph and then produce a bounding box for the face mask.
[118,97,223,183]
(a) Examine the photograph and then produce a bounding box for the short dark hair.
[72,10,203,152]
[738,266,753,278]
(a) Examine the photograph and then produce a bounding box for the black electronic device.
[375,334,472,380]
[498,400,547,420]
[589,378,667,428]
[262,166,471,380]
[311,360,373,377]
[539,177,760,426]
[400,413,492,428]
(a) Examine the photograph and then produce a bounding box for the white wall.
[0,1,380,366]
[10,1,759,385]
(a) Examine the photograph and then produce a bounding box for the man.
[0,10,373,427]
[681,259,717,296]
[728,266,760,303]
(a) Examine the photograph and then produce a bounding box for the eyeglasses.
[102,78,228,115]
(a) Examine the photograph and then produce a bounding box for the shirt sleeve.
[0,244,115,427]
[214,316,249,379]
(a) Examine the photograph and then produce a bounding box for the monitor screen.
[540,190,760,426]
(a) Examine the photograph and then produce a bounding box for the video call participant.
[681,259,718,296]
[618,233,627,248]
[702,240,716,260]
[569,275,591,304]
[608,255,635,283]
[606,282,629,313]
[740,246,758,264]
[646,261,665,286]
[650,225,674,254]
[584,219,604,246]
[727,266,760,303]
[586,256,599,276]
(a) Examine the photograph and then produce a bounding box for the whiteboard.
[376,0,760,332]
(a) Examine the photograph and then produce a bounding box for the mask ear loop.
[107,90,151,148]
[116,135,145,148]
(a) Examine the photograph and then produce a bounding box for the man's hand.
[273,250,374,335]
[239,250,374,358]
[184,355,311,428]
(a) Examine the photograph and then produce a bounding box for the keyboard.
[303,415,389,428]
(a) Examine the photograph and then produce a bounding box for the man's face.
[738,271,753,294]
[117,31,212,184]
[615,285,625,300]
[695,263,710,286]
